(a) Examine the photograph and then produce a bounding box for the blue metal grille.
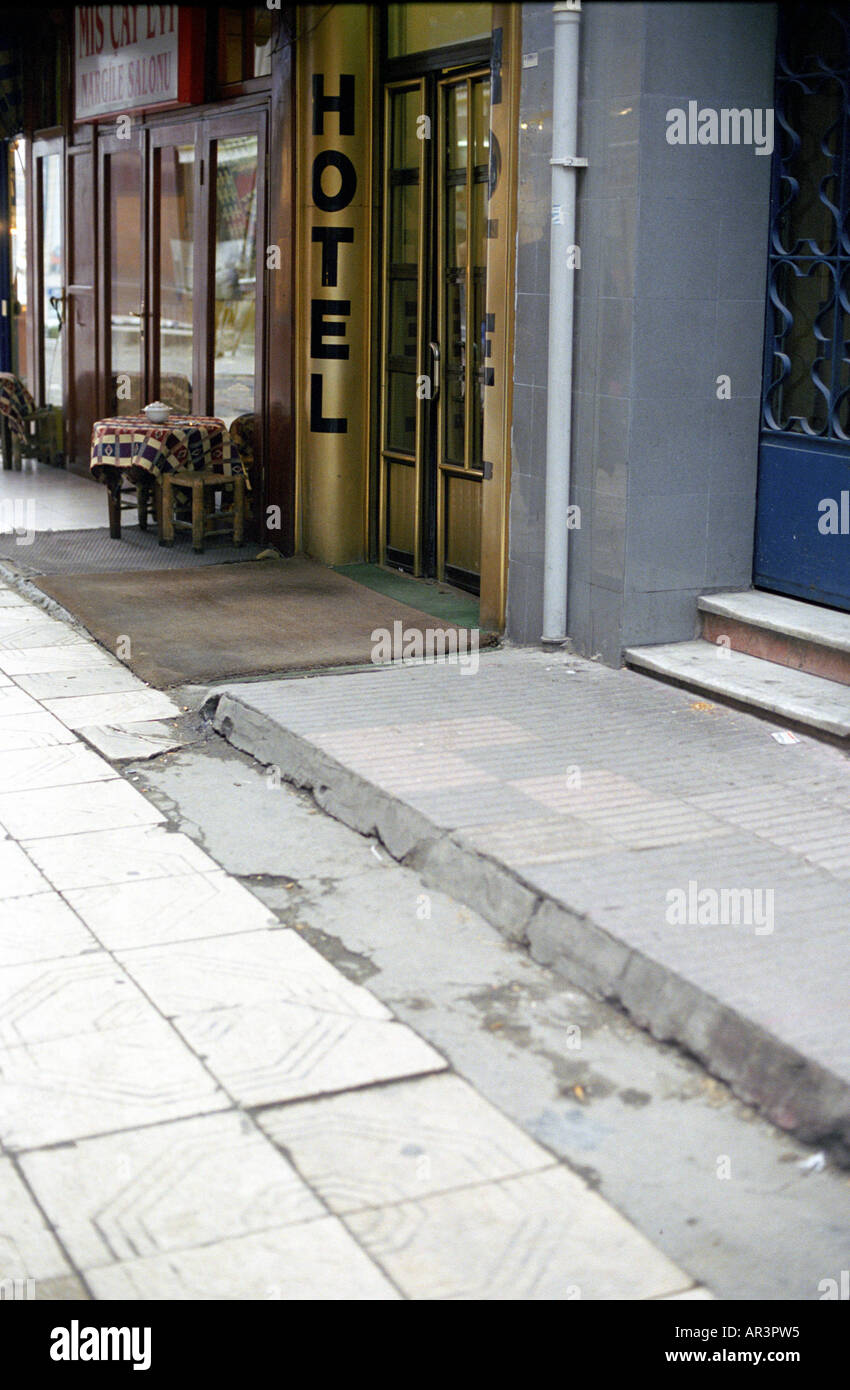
[762,4,850,442]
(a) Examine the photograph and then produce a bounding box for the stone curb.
[212,688,850,1166]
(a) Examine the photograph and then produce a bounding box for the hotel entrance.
[379,60,491,593]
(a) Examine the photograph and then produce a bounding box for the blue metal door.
[755,4,850,611]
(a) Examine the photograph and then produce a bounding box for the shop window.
[8,139,28,385]
[218,7,273,90]
[386,3,492,57]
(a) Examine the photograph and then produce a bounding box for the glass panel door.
[377,67,489,591]
[8,139,28,386]
[436,69,488,589]
[152,131,197,415]
[34,146,65,409]
[379,80,425,572]
[212,132,259,426]
[103,138,145,416]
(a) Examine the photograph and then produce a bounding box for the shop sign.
[74,5,204,122]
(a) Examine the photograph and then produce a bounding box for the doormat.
[33,556,487,688]
[0,526,264,576]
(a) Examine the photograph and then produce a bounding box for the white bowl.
[144,402,171,424]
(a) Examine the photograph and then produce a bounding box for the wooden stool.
[159,470,245,552]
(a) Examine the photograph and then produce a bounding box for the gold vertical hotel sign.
[296,4,373,563]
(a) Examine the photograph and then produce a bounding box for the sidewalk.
[0,578,698,1300]
[211,646,850,1163]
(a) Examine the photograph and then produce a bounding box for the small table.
[89,413,245,539]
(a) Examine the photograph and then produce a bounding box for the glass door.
[150,123,199,415]
[100,129,146,416]
[32,137,66,412]
[378,65,490,592]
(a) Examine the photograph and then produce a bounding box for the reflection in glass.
[9,140,28,385]
[108,149,143,415]
[158,144,195,415]
[42,153,64,408]
[213,134,258,427]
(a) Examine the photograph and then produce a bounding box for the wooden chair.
[159,470,245,553]
[0,375,64,470]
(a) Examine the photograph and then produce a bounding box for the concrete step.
[623,640,850,738]
[699,590,850,686]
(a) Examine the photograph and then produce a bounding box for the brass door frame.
[435,66,489,587]
[378,77,427,575]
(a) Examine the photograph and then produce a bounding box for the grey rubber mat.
[0,527,265,576]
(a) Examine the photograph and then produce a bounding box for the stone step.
[698,590,850,686]
[623,640,850,738]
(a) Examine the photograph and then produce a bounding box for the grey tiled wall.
[507,2,777,662]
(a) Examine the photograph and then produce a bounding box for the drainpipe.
[541,0,585,648]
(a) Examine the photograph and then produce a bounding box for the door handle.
[429,341,440,401]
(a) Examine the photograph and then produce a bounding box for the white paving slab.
[625,641,850,737]
[174,1001,446,1107]
[85,1219,399,1300]
[0,643,120,675]
[0,1157,73,1282]
[0,685,48,718]
[0,778,164,840]
[77,720,186,761]
[0,621,90,651]
[258,1073,555,1213]
[117,930,391,1021]
[0,840,51,899]
[0,1018,229,1150]
[0,743,117,795]
[0,709,78,748]
[43,688,181,730]
[0,892,99,968]
[344,1166,690,1300]
[0,953,152,1048]
[21,1112,325,1270]
[22,824,219,892]
[65,871,277,950]
[13,666,147,700]
[0,590,31,606]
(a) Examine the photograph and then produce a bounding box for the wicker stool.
[159,471,245,553]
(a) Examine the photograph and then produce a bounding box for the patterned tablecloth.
[0,373,36,441]
[90,414,247,486]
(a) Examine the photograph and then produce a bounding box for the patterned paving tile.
[85,1219,399,1300]
[0,954,152,1048]
[116,930,390,1021]
[0,840,50,900]
[0,621,90,651]
[0,743,117,795]
[42,689,181,731]
[258,1073,553,1212]
[0,779,164,841]
[0,644,122,676]
[13,667,145,700]
[21,1112,324,1270]
[0,1157,72,1282]
[66,872,277,951]
[174,1001,446,1107]
[344,1166,690,1300]
[0,892,98,968]
[0,1018,229,1150]
[22,825,219,892]
[0,685,47,718]
[0,710,78,750]
[511,769,727,849]
[457,816,618,866]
